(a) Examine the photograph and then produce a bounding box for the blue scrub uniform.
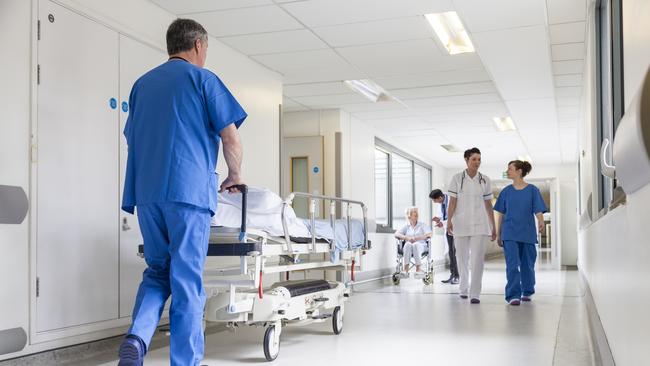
[122,59,247,365]
[494,184,547,301]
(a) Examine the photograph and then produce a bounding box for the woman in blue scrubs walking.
[494,160,547,306]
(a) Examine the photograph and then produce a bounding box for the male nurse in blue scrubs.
[118,19,247,366]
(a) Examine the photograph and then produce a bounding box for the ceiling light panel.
[425,12,475,55]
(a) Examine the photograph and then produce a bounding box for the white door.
[36,0,119,331]
[118,35,166,318]
[282,136,324,218]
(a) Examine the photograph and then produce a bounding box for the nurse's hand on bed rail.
[220,175,244,193]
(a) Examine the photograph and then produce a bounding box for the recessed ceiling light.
[425,12,475,55]
[343,79,393,102]
[441,144,460,152]
[493,116,517,132]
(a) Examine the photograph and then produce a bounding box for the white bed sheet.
[211,187,311,238]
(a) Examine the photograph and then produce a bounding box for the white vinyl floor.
[67,255,595,366]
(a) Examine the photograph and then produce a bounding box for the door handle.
[601,138,616,179]
[122,217,131,231]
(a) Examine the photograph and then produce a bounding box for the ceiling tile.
[292,93,370,107]
[404,93,502,108]
[551,43,585,61]
[555,86,583,97]
[454,0,546,33]
[555,96,581,107]
[284,82,352,97]
[552,60,584,75]
[374,68,491,89]
[218,29,328,55]
[337,39,482,77]
[281,0,453,27]
[341,101,407,113]
[190,6,303,37]
[547,0,587,24]
[351,108,414,120]
[472,25,555,100]
[282,66,366,84]
[554,74,583,87]
[549,22,586,44]
[282,96,310,111]
[252,49,351,74]
[150,0,272,14]
[312,17,433,48]
[390,82,497,100]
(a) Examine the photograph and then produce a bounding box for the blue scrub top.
[493,184,547,244]
[122,59,247,216]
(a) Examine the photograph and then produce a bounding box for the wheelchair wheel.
[392,273,401,285]
[422,272,433,285]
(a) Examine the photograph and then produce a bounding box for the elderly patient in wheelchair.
[394,207,433,275]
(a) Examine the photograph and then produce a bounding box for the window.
[374,139,432,232]
[414,163,432,224]
[595,0,624,213]
[374,149,389,226]
[391,154,413,230]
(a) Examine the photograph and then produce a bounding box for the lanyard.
[168,56,189,62]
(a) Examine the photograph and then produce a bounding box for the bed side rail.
[281,192,369,252]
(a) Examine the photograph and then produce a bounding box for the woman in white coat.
[446,147,497,304]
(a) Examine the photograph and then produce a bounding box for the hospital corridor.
[0,0,648,366]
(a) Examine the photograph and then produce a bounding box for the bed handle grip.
[225,184,248,239]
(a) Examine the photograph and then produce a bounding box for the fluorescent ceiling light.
[344,79,392,102]
[343,79,393,102]
[425,12,475,55]
[492,116,517,132]
[518,155,532,162]
[441,144,460,152]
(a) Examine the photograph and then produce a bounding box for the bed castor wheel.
[332,306,343,335]
[391,273,400,285]
[263,325,280,361]
[422,272,433,285]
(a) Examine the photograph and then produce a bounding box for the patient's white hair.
[405,206,419,220]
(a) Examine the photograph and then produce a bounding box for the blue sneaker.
[118,335,145,366]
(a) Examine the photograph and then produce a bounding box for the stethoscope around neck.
[460,170,486,192]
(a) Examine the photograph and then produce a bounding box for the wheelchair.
[391,239,434,285]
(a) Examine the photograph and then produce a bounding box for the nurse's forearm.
[484,200,496,231]
[496,214,503,236]
[221,124,243,179]
[447,198,457,222]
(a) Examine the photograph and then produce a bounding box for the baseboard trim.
[582,274,616,366]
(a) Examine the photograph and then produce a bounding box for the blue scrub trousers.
[129,202,211,366]
[503,241,537,301]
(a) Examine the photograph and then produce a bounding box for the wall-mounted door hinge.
[37,20,41,41]
[37,64,40,85]
[36,277,40,297]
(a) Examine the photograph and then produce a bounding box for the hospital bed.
[138,186,370,361]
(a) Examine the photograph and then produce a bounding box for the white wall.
[0,0,32,355]
[577,1,650,365]
[0,0,281,359]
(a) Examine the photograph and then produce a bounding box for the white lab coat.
[447,170,493,237]
[447,170,493,299]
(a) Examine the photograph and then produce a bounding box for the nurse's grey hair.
[405,207,419,220]
[166,18,209,55]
